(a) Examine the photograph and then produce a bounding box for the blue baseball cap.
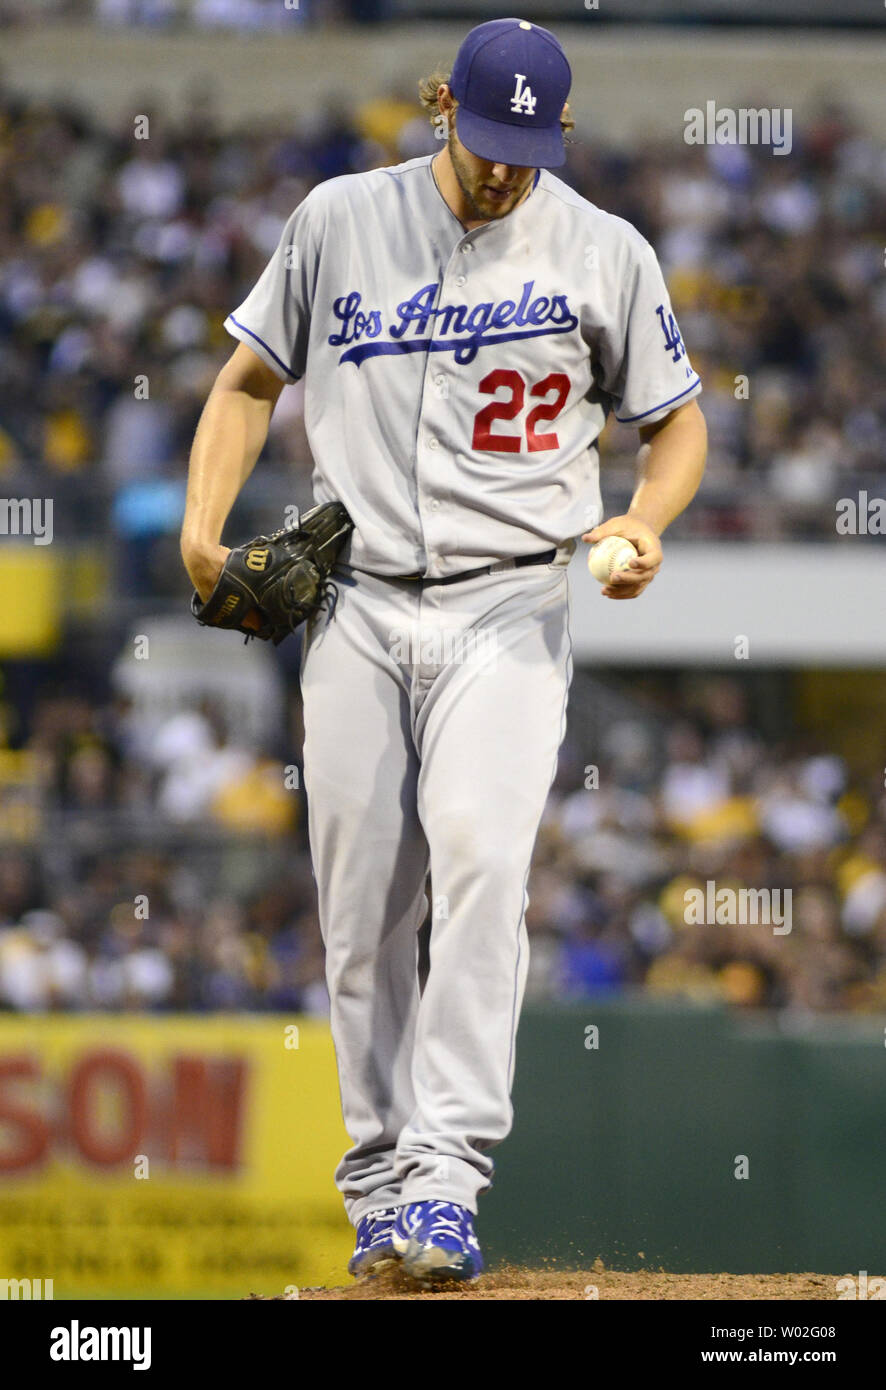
[449,17,572,169]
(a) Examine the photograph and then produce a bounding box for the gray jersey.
[225,154,701,578]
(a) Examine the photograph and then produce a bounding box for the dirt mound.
[246,1266,837,1301]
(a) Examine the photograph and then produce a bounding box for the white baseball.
[587,536,639,584]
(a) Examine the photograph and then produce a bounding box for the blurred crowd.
[0,78,884,578]
[530,678,886,1015]
[0,1,389,29]
[2,674,886,1016]
[0,684,328,1013]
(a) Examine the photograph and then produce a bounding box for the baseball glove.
[190,500,353,645]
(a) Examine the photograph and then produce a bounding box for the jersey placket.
[414,233,479,579]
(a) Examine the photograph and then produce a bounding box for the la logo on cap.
[511,75,537,115]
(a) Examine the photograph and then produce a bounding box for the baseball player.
[181,17,707,1284]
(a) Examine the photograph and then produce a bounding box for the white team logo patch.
[510,74,537,116]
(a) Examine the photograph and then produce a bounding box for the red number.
[472,369,525,452]
[472,369,570,454]
[526,373,571,452]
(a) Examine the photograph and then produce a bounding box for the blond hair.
[418,71,575,141]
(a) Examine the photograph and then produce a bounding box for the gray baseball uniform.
[225,154,701,1221]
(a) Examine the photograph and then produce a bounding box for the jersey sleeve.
[224,196,319,383]
[600,235,702,426]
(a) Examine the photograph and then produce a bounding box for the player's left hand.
[582,515,663,600]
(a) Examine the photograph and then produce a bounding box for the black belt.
[396,548,557,586]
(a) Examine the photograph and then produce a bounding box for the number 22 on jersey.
[472,370,571,454]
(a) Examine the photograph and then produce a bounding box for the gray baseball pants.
[300,550,573,1223]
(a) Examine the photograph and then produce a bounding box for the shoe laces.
[417,1201,469,1243]
[368,1206,400,1229]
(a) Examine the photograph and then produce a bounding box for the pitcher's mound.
[247,1266,837,1300]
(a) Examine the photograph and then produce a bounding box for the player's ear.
[437,83,455,116]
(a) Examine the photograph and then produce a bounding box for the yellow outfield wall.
[0,1016,352,1299]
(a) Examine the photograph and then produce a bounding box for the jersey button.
[456,274,467,287]
[461,244,473,254]
[428,437,440,450]
[429,499,440,511]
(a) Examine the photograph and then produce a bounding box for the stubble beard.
[447,129,530,223]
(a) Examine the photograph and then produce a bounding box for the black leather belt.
[397,548,557,586]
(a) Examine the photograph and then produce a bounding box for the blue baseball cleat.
[392,1201,484,1283]
[348,1207,403,1277]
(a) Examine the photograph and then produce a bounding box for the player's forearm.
[180,383,273,555]
[628,400,707,535]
